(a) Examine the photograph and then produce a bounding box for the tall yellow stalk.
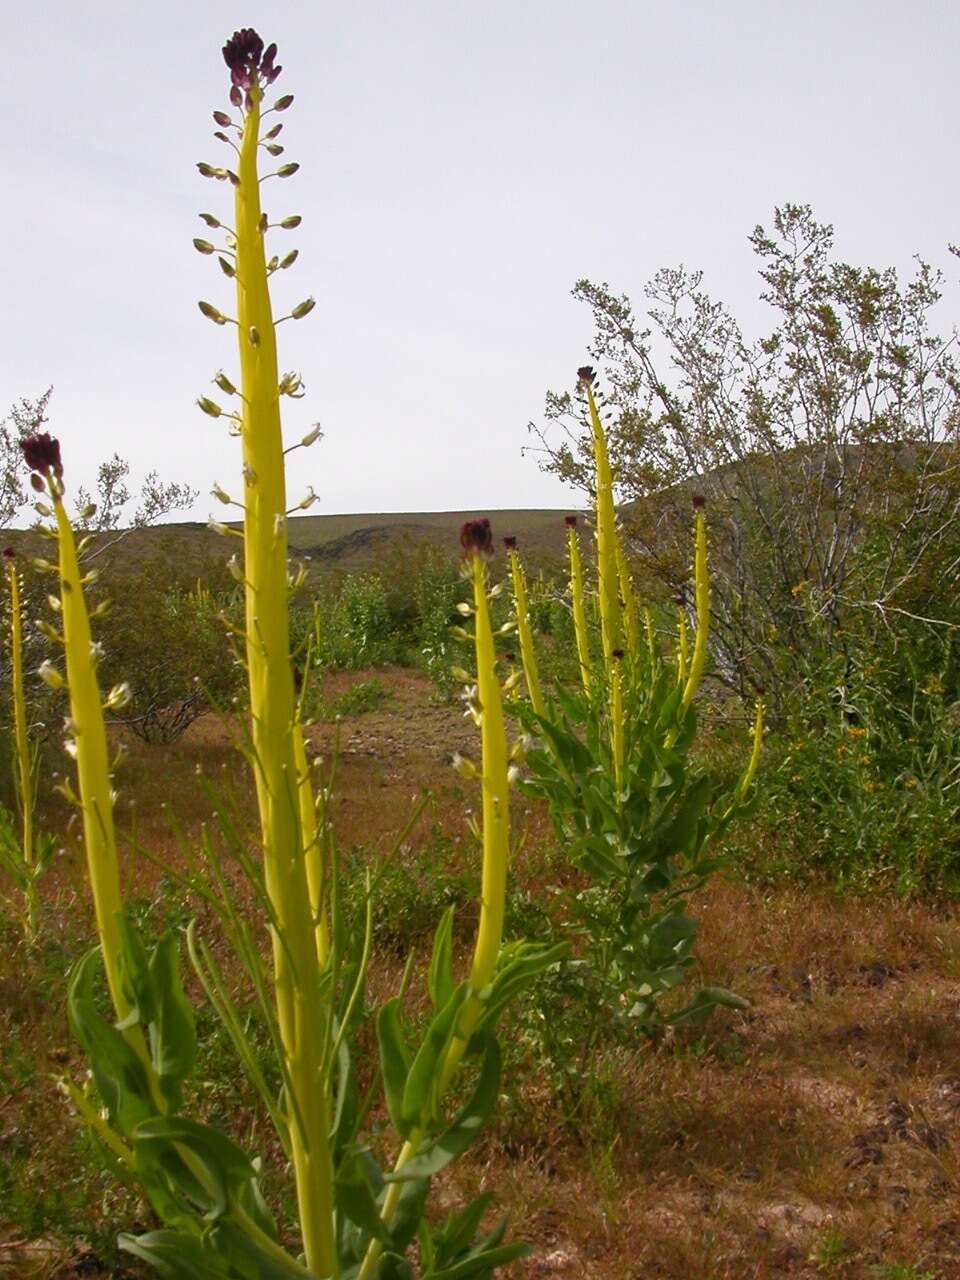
[505,538,544,718]
[5,552,36,936]
[566,516,592,696]
[579,368,622,669]
[213,35,336,1273]
[681,502,710,709]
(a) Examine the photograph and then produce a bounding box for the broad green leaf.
[428,907,455,1011]
[376,998,412,1136]
[400,983,467,1132]
[117,913,157,1029]
[387,1037,500,1182]
[668,985,750,1027]
[149,933,197,1110]
[334,1147,392,1244]
[67,950,155,1137]
[118,1230,230,1279]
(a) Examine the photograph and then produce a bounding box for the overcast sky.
[3,1,958,522]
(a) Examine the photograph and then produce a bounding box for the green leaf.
[149,933,197,1110]
[133,1116,271,1229]
[472,943,567,1033]
[67,950,155,1137]
[430,1241,531,1279]
[118,1230,230,1279]
[376,1254,415,1280]
[377,998,412,1136]
[428,907,455,1011]
[388,1175,430,1254]
[335,1147,392,1245]
[331,1035,359,1160]
[400,983,467,1132]
[117,913,157,1029]
[435,1193,492,1262]
[668,985,750,1027]
[387,1037,500,1182]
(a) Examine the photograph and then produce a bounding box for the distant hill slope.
[6,508,580,577]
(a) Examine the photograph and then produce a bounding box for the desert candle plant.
[565,514,592,694]
[504,535,545,718]
[24,437,134,1021]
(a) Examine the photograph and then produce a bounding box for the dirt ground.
[2,668,959,1279]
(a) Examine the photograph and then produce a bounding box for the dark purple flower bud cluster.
[503,536,517,550]
[565,514,578,528]
[21,433,63,481]
[460,518,493,557]
[222,28,282,108]
[577,366,596,388]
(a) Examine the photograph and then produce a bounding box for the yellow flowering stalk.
[360,519,513,1278]
[676,604,689,687]
[681,497,710,710]
[22,436,131,1021]
[565,515,592,695]
[196,28,337,1275]
[614,535,640,665]
[1,548,42,939]
[504,536,544,718]
[578,367,622,669]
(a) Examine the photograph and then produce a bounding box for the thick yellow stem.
[567,525,592,696]
[234,89,336,1278]
[681,510,710,709]
[585,383,622,671]
[53,496,129,1022]
[507,547,544,718]
[7,561,36,935]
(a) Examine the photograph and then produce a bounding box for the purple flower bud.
[503,536,517,550]
[565,514,578,528]
[3,546,14,560]
[222,28,282,99]
[692,493,707,510]
[21,433,63,479]
[611,648,625,661]
[212,110,233,127]
[460,518,493,557]
[577,366,596,387]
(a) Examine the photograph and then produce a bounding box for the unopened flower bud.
[198,300,228,325]
[300,424,322,447]
[193,238,216,254]
[274,94,294,110]
[290,297,315,319]
[214,371,237,395]
[218,256,237,278]
[211,483,232,504]
[197,397,222,418]
[279,249,299,269]
[265,122,283,139]
[213,109,234,127]
[450,665,473,682]
[280,215,302,229]
[199,212,222,228]
[266,143,284,156]
[80,503,97,521]
[277,162,300,178]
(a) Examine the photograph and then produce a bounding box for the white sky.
[3,1,958,521]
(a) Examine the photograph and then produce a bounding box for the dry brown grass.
[2,667,959,1278]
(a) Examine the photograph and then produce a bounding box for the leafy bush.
[755,633,960,892]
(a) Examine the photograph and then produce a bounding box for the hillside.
[6,507,580,576]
